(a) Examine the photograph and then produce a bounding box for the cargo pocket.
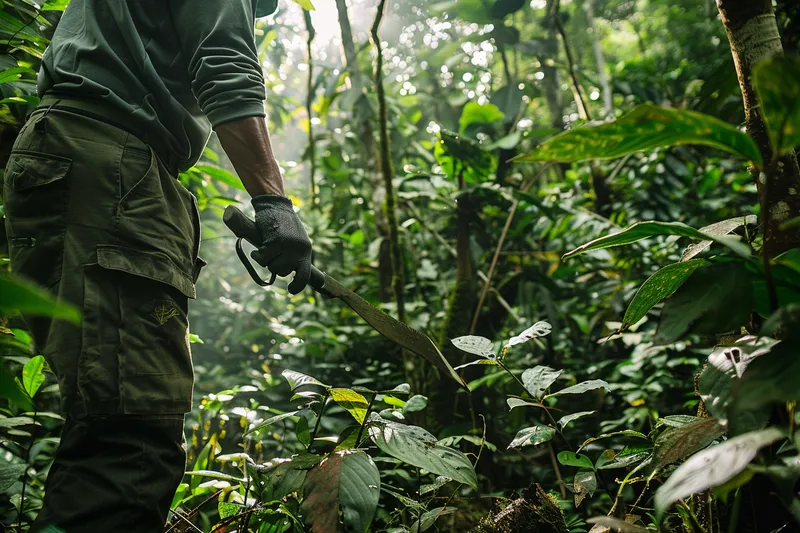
[78,245,195,416]
[3,150,72,288]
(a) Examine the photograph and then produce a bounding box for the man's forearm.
[215,116,285,197]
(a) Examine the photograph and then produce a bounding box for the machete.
[223,205,467,390]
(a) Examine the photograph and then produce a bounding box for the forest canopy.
[1,0,800,532]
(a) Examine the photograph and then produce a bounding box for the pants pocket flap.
[96,245,196,299]
[4,151,72,191]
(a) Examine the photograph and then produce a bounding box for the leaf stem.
[308,389,331,450]
[354,393,377,447]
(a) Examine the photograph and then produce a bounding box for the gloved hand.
[251,194,312,294]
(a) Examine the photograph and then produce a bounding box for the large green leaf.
[753,55,800,156]
[434,130,496,183]
[654,428,784,519]
[521,366,562,399]
[621,259,710,330]
[330,388,370,424]
[507,425,556,449]
[655,262,754,344]
[652,417,726,470]
[562,221,752,261]
[282,369,327,391]
[548,379,609,398]
[368,417,478,489]
[301,450,380,533]
[22,355,46,398]
[513,104,763,166]
[557,451,594,469]
[0,276,80,323]
[459,102,505,133]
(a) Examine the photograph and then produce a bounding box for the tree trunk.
[334,0,393,300]
[304,11,317,208]
[717,0,800,257]
[584,0,612,114]
[542,0,564,132]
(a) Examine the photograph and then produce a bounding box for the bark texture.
[718,0,800,257]
[468,485,568,533]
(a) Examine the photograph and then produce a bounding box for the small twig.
[308,389,331,450]
[164,489,224,533]
[354,393,377,446]
[548,442,568,499]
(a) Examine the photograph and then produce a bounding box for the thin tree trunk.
[543,0,564,132]
[718,0,800,257]
[584,0,612,114]
[304,11,317,207]
[335,0,393,300]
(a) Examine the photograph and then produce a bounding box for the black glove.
[251,194,312,294]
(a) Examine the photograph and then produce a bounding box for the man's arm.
[169,1,312,293]
[216,116,285,197]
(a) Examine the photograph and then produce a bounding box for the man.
[2,1,312,530]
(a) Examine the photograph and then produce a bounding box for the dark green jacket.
[39,0,278,172]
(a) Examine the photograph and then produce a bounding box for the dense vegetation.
[2,0,800,531]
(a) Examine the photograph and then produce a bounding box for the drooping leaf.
[506,397,543,410]
[459,102,505,133]
[513,104,763,166]
[450,336,494,358]
[368,417,478,489]
[654,428,785,519]
[577,430,649,452]
[22,355,46,399]
[282,369,327,391]
[410,507,455,533]
[652,417,726,470]
[574,470,597,507]
[548,379,609,398]
[491,0,526,18]
[186,470,246,484]
[330,388,370,424]
[521,366,563,399]
[504,321,552,349]
[681,216,757,262]
[621,260,710,330]
[655,262,754,345]
[401,395,428,414]
[507,425,556,449]
[558,411,596,429]
[698,336,778,424]
[290,0,316,10]
[296,416,311,447]
[301,450,380,533]
[753,55,800,155]
[562,221,751,261]
[557,451,594,469]
[245,410,301,435]
[0,276,80,323]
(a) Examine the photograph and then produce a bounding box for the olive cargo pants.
[3,97,203,532]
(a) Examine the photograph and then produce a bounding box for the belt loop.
[34,98,61,134]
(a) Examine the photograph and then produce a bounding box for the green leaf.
[698,336,778,425]
[0,275,81,323]
[450,335,494,358]
[435,130,496,183]
[594,450,616,470]
[218,501,239,519]
[282,369,327,391]
[194,165,246,191]
[491,0,526,18]
[22,355,46,398]
[0,66,35,84]
[245,410,300,435]
[562,221,752,261]
[513,104,763,166]
[491,85,523,121]
[290,0,316,10]
[574,470,597,507]
[368,417,478,489]
[296,416,311,447]
[504,321,552,349]
[521,366,563,400]
[506,397,543,410]
[507,425,556,449]
[577,430,650,453]
[0,365,32,411]
[557,452,594,469]
[401,395,428,414]
[653,417,726,470]
[558,411,596,429]
[621,259,710,330]
[681,216,757,262]
[753,55,800,156]
[186,470,246,484]
[410,507,455,533]
[655,262,754,345]
[548,379,609,397]
[459,102,505,133]
[301,451,380,533]
[330,388,370,424]
[654,428,785,519]
[0,463,25,492]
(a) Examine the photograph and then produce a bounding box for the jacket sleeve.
[169,1,266,127]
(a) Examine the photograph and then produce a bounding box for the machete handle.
[223,205,325,291]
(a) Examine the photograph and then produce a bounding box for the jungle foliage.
[1,0,800,532]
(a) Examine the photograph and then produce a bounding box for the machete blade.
[319,275,467,390]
